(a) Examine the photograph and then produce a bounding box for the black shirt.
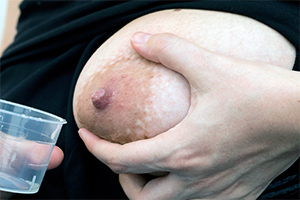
[1,1,299,199]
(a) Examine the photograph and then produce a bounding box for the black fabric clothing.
[0,1,299,199]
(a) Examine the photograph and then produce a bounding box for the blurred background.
[0,0,9,51]
[0,0,21,55]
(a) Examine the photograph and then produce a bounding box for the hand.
[0,133,63,199]
[47,146,64,170]
[0,131,64,170]
[0,146,63,199]
[79,32,300,199]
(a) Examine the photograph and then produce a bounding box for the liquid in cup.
[0,99,66,194]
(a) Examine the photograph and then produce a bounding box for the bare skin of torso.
[73,9,295,144]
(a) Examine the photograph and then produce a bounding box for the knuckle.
[166,149,214,173]
[149,33,176,56]
[163,152,192,172]
[107,156,127,174]
[154,33,176,53]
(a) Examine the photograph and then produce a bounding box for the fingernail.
[57,146,64,157]
[78,128,87,140]
[131,32,152,44]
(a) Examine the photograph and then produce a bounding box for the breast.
[73,9,295,144]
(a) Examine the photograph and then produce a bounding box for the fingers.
[78,128,173,174]
[78,128,121,168]
[119,173,185,200]
[119,173,148,199]
[131,32,219,87]
[24,143,64,170]
[47,146,64,170]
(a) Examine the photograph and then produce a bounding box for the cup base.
[0,172,39,194]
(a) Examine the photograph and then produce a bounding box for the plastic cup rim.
[0,99,67,125]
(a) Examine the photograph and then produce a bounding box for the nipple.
[92,88,113,110]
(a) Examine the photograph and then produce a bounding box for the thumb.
[47,146,64,170]
[130,32,220,86]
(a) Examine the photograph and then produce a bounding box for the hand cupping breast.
[73,9,295,144]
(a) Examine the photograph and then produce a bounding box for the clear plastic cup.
[0,99,66,194]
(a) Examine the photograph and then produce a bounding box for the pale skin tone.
[1,2,299,199]
[0,146,63,199]
[79,32,300,199]
[0,0,22,56]
[0,1,64,198]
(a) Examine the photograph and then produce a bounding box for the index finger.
[78,128,171,174]
[131,32,217,86]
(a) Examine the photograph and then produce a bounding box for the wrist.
[266,68,300,153]
[283,70,300,136]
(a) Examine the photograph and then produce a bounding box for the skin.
[73,9,295,144]
[48,146,64,170]
[0,0,22,56]
[79,32,300,199]
[1,6,297,199]
[75,9,298,199]
[0,146,63,199]
[1,1,63,198]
